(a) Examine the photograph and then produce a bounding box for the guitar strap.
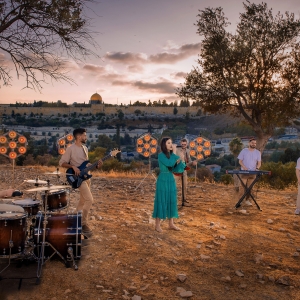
[82,145,88,160]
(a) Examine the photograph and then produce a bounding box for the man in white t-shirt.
[237,137,261,206]
[295,158,300,214]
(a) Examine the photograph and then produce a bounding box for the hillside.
[0,166,299,300]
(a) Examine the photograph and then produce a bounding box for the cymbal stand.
[135,155,156,190]
[36,191,68,283]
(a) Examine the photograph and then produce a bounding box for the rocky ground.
[0,165,300,300]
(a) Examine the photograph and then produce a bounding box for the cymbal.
[45,171,74,175]
[26,185,68,192]
[45,171,62,175]
[24,179,48,184]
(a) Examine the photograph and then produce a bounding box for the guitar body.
[66,161,92,189]
[65,149,120,189]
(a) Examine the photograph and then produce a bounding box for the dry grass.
[0,165,300,300]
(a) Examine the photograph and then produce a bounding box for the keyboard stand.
[234,173,262,211]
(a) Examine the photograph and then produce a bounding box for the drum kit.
[0,171,82,283]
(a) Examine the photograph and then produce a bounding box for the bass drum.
[34,212,81,259]
[0,208,27,258]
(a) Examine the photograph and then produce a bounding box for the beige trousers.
[238,174,256,200]
[175,171,188,201]
[77,180,93,225]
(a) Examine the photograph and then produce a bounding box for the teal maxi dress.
[152,152,186,219]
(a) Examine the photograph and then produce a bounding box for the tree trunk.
[255,131,271,153]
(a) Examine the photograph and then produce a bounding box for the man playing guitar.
[59,128,102,238]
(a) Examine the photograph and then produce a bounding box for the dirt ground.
[0,165,300,300]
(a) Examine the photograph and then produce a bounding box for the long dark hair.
[160,137,173,158]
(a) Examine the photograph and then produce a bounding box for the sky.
[1,0,300,105]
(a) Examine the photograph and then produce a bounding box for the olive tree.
[178,2,300,151]
[0,0,98,90]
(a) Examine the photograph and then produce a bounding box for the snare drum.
[0,210,27,257]
[34,212,81,259]
[12,199,40,216]
[41,189,68,211]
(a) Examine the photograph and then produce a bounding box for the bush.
[101,159,124,172]
[196,167,214,182]
[220,174,234,185]
[259,161,297,189]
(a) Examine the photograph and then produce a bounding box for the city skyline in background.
[0,0,299,106]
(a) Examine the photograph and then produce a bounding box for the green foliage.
[268,150,284,163]
[101,159,124,172]
[280,148,300,163]
[117,109,124,121]
[90,135,118,151]
[196,167,214,182]
[265,141,279,149]
[220,174,234,185]
[259,161,297,189]
[178,2,300,151]
[88,147,107,163]
[229,137,243,158]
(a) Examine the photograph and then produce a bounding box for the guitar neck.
[84,153,112,172]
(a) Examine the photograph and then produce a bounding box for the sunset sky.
[1,0,299,105]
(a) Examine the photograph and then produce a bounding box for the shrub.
[220,174,234,185]
[259,161,297,189]
[196,167,214,182]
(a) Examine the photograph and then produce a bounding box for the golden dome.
[90,92,102,104]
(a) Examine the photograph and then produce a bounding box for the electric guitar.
[66,149,120,189]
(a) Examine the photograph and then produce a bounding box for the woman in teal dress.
[152,137,185,232]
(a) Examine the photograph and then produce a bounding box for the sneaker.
[82,224,93,238]
[295,209,300,215]
[244,200,252,206]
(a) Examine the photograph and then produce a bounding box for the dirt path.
[0,167,299,300]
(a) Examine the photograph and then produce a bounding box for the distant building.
[206,164,221,173]
[89,93,103,104]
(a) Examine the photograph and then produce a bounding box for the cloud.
[132,80,176,93]
[82,64,106,74]
[104,52,147,64]
[127,64,144,73]
[111,80,129,86]
[149,43,201,64]
[110,77,176,94]
[171,71,187,79]
[104,42,201,65]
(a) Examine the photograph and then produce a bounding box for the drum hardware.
[24,179,48,185]
[41,189,68,212]
[0,231,15,275]
[35,190,79,282]
[0,205,27,275]
[67,247,78,270]
[12,199,41,217]
[26,185,67,193]
[36,190,63,280]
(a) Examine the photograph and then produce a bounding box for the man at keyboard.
[237,137,261,206]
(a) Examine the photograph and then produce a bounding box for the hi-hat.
[24,179,48,184]
[26,185,68,192]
